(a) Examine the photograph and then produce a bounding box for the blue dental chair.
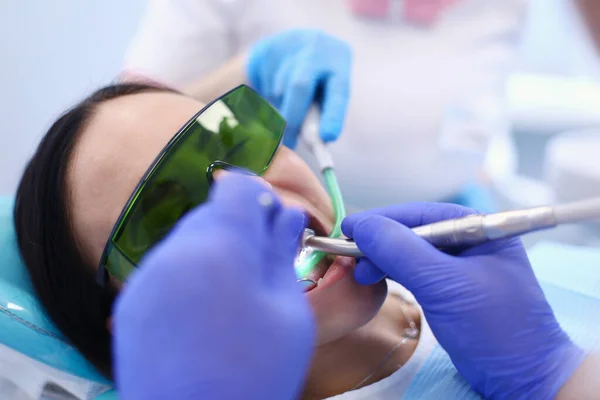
[0,196,117,399]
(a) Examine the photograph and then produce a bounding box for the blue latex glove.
[247,29,352,148]
[342,203,586,400]
[113,175,315,400]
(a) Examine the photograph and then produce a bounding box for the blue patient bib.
[0,197,114,398]
[403,241,600,399]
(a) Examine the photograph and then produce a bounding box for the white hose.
[301,106,334,171]
[553,197,600,225]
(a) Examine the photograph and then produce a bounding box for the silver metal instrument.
[302,197,600,258]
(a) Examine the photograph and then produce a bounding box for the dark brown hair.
[14,83,174,379]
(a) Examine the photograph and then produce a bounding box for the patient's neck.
[301,294,421,400]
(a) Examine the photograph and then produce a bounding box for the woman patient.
[14,83,435,400]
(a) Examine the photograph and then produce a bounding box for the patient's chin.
[311,274,387,345]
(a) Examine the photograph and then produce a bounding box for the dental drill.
[302,197,600,257]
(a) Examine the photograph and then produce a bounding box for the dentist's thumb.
[342,215,451,290]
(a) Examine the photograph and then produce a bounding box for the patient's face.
[67,91,386,345]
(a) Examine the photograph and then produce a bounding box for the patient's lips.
[299,246,355,294]
[321,257,354,287]
[305,256,355,294]
[302,255,333,290]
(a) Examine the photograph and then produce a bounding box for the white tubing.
[301,106,334,170]
[553,197,600,224]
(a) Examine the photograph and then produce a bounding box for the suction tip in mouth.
[296,278,317,292]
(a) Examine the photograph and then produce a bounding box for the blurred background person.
[4,1,600,217]
[121,0,527,213]
[119,0,548,214]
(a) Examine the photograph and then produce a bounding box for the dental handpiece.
[302,197,600,257]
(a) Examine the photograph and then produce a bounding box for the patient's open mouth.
[297,214,330,285]
[297,213,354,293]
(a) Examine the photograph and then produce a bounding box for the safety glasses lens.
[101,85,285,282]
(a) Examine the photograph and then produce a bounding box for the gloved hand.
[113,175,315,400]
[247,29,352,148]
[342,203,585,400]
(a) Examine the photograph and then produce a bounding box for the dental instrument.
[294,107,346,286]
[302,197,600,257]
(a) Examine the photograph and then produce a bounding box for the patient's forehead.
[67,92,204,266]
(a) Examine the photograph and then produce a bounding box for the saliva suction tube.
[295,167,346,289]
[294,105,346,290]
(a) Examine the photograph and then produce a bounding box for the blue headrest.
[0,196,111,385]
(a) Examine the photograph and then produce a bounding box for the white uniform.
[125,0,528,211]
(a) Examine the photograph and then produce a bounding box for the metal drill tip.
[302,228,316,245]
[296,277,317,292]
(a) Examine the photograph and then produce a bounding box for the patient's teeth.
[317,278,324,286]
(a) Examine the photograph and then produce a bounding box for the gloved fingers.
[273,57,296,105]
[179,174,281,244]
[246,40,269,93]
[280,64,319,148]
[354,258,387,285]
[212,169,273,190]
[320,72,350,142]
[343,202,476,238]
[347,214,451,290]
[271,207,308,259]
[267,207,309,286]
[460,237,526,258]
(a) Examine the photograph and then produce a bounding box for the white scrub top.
[125,0,528,210]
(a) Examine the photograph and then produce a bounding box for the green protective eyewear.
[96,85,286,285]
